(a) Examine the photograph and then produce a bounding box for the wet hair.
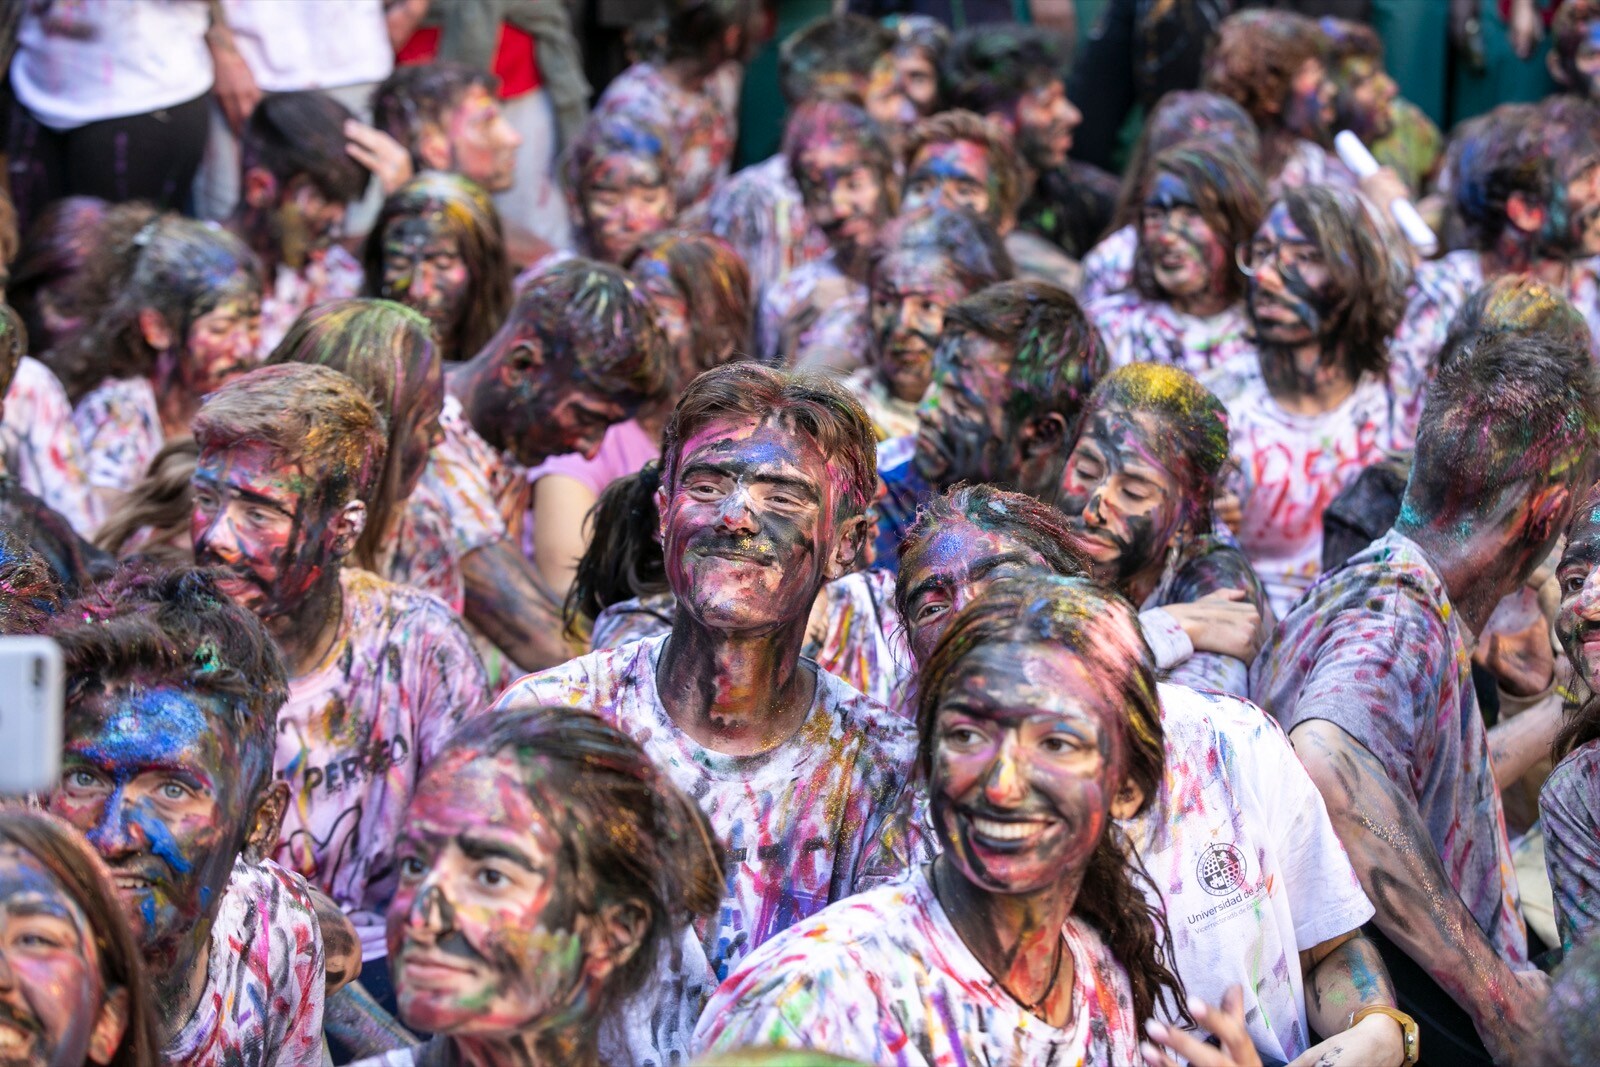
[49,564,290,797]
[561,114,675,258]
[1113,91,1260,229]
[94,438,200,566]
[778,13,893,105]
[939,24,1068,115]
[662,0,760,63]
[1438,275,1593,377]
[914,575,1184,1039]
[372,62,498,166]
[870,206,1014,299]
[240,91,369,204]
[363,171,512,362]
[564,464,667,636]
[903,110,1024,229]
[1133,141,1265,307]
[625,230,753,386]
[499,258,668,406]
[942,280,1108,437]
[9,196,111,354]
[1401,330,1600,528]
[895,483,1088,622]
[1557,481,1600,761]
[267,299,441,571]
[0,810,161,1067]
[49,206,261,400]
[1086,364,1231,530]
[1202,9,1329,131]
[1269,186,1411,377]
[435,706,724,1022]
[783,99,897,211]
[1450,103,1557,251]
[192,363,388,514]
[662,363,878,517]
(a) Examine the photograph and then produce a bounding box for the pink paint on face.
[869,252,970,404]
[381,216,472,349]
[0,843,113,1067]
[1282,57,1336,143]
[931,642,1124,895]
[1138,171,1229,310]
[899,517,1053,665]
[1012,80,1080,171]
[190,440,334,621]
[446,86,522,194]
[1059,405,1187,587]
[1557,503,1600,687]
[183,277,263,399]
[904,141,998,227]
[661,416,845,631]
[389,749,589,1038]
[794,140,889,275]
[584,155,675,265]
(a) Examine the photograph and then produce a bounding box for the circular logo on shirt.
[1196,842,1248,896]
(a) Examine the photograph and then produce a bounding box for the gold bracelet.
[1349,1005,1419,1067]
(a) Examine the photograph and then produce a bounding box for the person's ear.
[244,780,289,863]
[136,307,174,352]
[242,166,279,211]
[1523,479,1576,550]
[654,482,670,546]
[416,124,451,172]
[1506,191,1547,235]
[1019,412,1068,460]
[328,499,368,559]
[496,339,545,391]
[85,984,129,1066]
[582,898,651,986]
[826,512,872,581]
[985,108,1019,138]
[1109,779,1145,819]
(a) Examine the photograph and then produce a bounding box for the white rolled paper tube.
[1335,130,1438,256]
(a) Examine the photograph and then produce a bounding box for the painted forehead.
[874,250,965,294]
[0,843,89,931]
[585,151,669,189]
[67,684,233,770]
[1144,170,1198,208]
[913,138,994,179]
[675,414,832,476]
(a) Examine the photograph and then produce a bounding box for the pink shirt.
[528,418,658,498]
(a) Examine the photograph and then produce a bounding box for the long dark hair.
[564,464,666,637]
[914,575,1187,1039]
[1557,482,1600,760]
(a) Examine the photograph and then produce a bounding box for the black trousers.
[6,90,210,232]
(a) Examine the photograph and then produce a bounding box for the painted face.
[904,141,999,227]
[864,55,918,153]
[0,843,113,1067]
[662,415,846,631]
[445,86,522,194]
[1138,172,1229,304]
[914,331,1016,489]
[1243,203,1333,347]
[190,440,339,622]
[1059,405,1187,587]
[1012,80,1080,171]
[1567,162,1600,257]
[275,177,347,268]
[1565,21,1600,97]
[1281,57,1337,143]
[389,748,590,1037]
[381,215,471,348]
[869,251,968,404]
[398,357,446,503]
[1557,502,1600,688]
[490,346,633,466]
[182,276,262,399]
[900,517,1052,665]
[931,642,1124,895]
[896,48,940,116]
[794,140,889,276]
[50,685,251,983]
[1336,57,1396,142]
[583,154,674,265]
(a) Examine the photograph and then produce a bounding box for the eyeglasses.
[1235,239,1326,277]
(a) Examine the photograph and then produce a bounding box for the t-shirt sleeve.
[262,863,327,1067]
[71,381,162,493]
[411,602,493,768]
[423,435,509,557]
[1540,746,1600,952]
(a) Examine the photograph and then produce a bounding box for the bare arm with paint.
[1290,930,1404,1067]
[1290,719,1548,1065]
[461,539,574,674]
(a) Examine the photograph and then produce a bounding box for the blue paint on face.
[70,687,214,782]
[134,799,194,874]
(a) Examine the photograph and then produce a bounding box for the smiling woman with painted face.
[355,706,723,1067]
[1088,142,1265,377]
[365,172,513,364]
[697,575,1181,1065]
[561,116,678,270]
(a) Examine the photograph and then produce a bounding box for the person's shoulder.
[1544,741,1600,816]
[1085,289,1141,319]
[1200,351,1264,407]
[497,635,662,711]
[340,569,467,633]
[737,876,923,974]
[813,668,918,752]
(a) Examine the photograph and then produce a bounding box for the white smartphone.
[0,637,62,795]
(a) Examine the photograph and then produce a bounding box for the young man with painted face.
[845,207,1012,440]
[1322,19,1398,150]
[1087,141,1266,376]
[702,14,897,302]
[1060,364,1271,699]
[1253,329,1600,1066]
[46,565,326,1064]
[889,496,1406,1067]
[190,365,489,1006]
[1206,186,1411,619]
[755,99,897,367]
[874,279,1107,571]
[372,62,523,198]
[423,258,666,677]
[223,91,372,352]
[1551,0,1600,99]
[493,364,920,996]
[1202,10,1351,194]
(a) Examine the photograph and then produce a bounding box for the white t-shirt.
[219,0,392,93]
[1089,291,1254,376]
[1125,684,1373,1063]
[13,0,213,129]
[72,375,164,495]
[164,858,326,1067]
[274,570,490,961]
[1080,224,1137,305]
[1,355,101,537]
[694,865,1142,1066]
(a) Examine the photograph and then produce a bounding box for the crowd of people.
[3,0,1600,1064]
